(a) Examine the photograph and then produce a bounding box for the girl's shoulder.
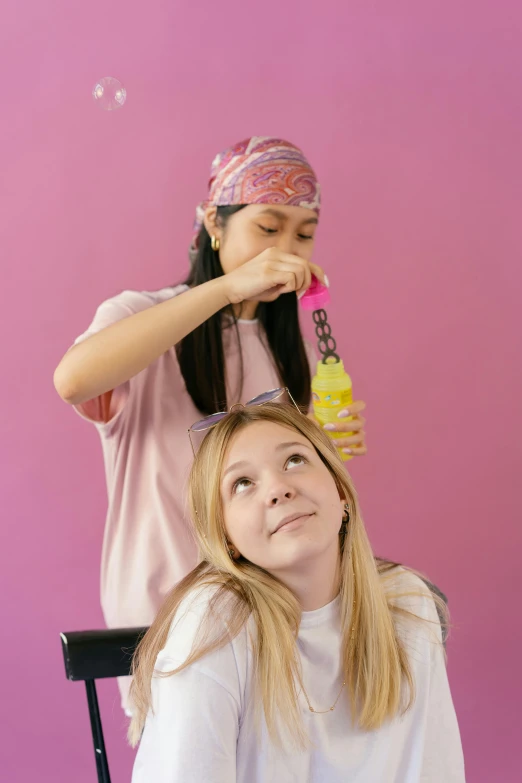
[159,584,250,667]
[151,584,251,719]
[379,561,441,599]
[380,563,431,591]
[380,564,446,645]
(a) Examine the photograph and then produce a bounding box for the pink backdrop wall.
[2,1,521,780]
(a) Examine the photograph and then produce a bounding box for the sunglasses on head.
[188,387,300,456]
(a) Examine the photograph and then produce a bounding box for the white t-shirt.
[132,569,465,782]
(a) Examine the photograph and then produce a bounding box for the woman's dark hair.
[176,205,312,416]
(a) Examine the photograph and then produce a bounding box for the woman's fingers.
[227,248,328,304]
[337,400,366,418]
[342,445,368,457]
[266,251,325,295]
[309,261,328,287]
[323,417,365,433]
[266,260,307,293]
[296,263,312,297]
[261,268,303,296]
[324,407,367,456]
[335,433,366,448]
[316,399,368,458]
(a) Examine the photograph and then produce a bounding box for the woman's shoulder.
[380,563,446,645]
[101,284,189,314]
[379,562,431,591]
[159,584,250,669]
[76,285,189,342]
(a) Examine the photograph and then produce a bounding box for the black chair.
[60,627,148,783]
[60,579,447,783]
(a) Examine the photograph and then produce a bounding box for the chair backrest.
[61,627,148,783]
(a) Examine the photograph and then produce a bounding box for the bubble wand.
[300,277,355,461]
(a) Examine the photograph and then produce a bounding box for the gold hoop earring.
[342,504,350,524]
[211,235,220,252]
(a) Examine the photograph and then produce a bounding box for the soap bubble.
[92,77,127,111]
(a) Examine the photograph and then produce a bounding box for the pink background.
[1,0,521,780]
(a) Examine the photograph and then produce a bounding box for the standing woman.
[54,137,368,712]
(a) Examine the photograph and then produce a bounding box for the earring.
[228,545,238,560]
[211,235,220,252]
[340,504,350,545]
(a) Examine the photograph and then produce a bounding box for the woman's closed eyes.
[257,225,314,241]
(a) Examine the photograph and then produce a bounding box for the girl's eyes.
[232,455,307,495]
[258,225,314,241]
[287,455,306,468]
[233,478,253,495]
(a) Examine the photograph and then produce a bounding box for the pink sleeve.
[72,289,181,426]
[73,382,130,426]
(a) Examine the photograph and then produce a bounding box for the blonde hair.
[128,404,447,746]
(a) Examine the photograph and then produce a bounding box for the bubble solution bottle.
[300,276,355,462]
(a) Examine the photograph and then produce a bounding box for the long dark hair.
[176,206,312,416]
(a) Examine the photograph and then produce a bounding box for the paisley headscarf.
[189,136,321,263]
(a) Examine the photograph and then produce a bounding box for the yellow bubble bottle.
[311,359,354,461]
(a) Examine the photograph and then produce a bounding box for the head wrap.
[189,136,321,263]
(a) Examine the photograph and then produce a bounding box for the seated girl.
[129,394,465,782]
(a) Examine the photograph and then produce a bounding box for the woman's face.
[220,421,344,578]
[205,204,318,275]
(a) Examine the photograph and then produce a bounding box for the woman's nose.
[267,483,296,506]
[275,232,295,255]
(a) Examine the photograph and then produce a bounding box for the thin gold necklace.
[301,678,347,714]
[299,599,355,715]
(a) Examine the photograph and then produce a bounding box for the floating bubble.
[92,77,127,111]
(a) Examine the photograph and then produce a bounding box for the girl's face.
[220,421,344,578]
[205,204,318,275]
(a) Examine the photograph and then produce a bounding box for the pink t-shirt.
[73,285,316,710]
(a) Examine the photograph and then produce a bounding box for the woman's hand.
[320,401,367,457]
[221,247,327,304]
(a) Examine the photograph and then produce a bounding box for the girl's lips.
[272,512,314,534]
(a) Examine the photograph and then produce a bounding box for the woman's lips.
[272,512,314,534]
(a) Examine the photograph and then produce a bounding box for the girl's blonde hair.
[128,403,447,746]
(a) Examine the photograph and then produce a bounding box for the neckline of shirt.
[299,594,341,628]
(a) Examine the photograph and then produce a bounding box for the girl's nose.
[266,483,296,506]
[275,232,295,255]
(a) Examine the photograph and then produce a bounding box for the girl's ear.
[203,206,222,241]
[226,542,240,560]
